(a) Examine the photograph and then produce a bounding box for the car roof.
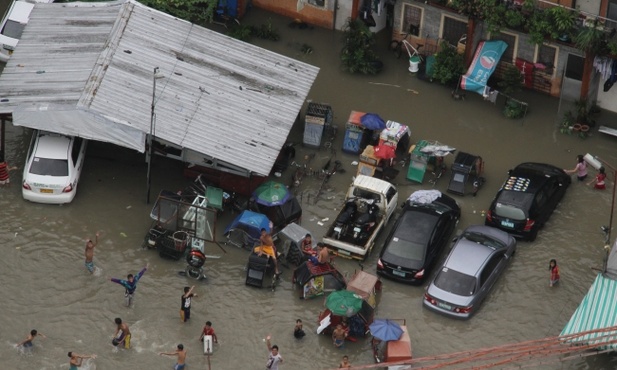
[394,210,438,245]
[406,192,459,213]
[444,239,494,276]
[35,132,71,160]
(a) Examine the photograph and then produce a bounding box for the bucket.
[409,56,420,73]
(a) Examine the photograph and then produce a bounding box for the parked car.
[484,162,571,241]
[0,0,53,63]
[377,191,460,285]
[22,130,88,204]
[423,225,516,319]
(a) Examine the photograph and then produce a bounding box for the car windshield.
[434,267,476,296]
[494,202,526,220]
[30,157,69,176]
[462,232,506,250]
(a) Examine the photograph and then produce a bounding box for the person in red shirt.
[549,259,560,287]
[301,234,316,256]
[199,321,218,343]
[588,167,607,190]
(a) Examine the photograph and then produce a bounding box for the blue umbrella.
[361,113,386,131]
[369,319,403,341]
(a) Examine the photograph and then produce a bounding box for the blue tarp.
[360,113,386,131]
[224,210,270,239]
[460,40,508,95]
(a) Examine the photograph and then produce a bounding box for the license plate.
[501,220,514,228]
[40,189,53,194]
[438,302,452,310]
[392,269,406,277]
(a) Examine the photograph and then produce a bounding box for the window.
[609,0,617,21]
[491,32,517,63]
[565,53,584,80]
[402,3,422,37]
[535,44,557,72]
[480,254,504,286]
[308,0,326,7]
[441,15,467,47]
[71,137,82,165]
[386,186,397,203]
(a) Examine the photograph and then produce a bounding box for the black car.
[377,191,460,285]
[485,162,571,241]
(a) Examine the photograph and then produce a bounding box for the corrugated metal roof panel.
[560,273,617,350]
[0,0,319,176]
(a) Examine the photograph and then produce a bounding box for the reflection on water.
[1,5,617,370]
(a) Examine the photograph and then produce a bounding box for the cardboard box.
[360,145,380,166]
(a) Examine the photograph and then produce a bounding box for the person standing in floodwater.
[588,167,607,189]
[110,263,148,306]
[159,344,187,370]
[549,259,560,287]
[84,232,100,274]
[68,352,96,369]
[16,329,46,348]
[564,155,588,181]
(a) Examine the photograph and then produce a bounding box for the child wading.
[549,259,560,287]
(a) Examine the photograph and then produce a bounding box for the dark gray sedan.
[423,225,516,319]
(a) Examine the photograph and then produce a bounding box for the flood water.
[2,6,617,370]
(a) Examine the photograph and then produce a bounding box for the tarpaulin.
[460,40,508,95]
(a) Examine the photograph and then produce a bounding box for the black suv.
[485,163,571,241]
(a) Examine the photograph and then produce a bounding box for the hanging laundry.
[594,56,613,81]
[603,59,617,92]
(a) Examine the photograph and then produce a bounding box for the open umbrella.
[252,181,291,206]
[361,113,386,131]
[325,290,363,316]
[369,319,403,341]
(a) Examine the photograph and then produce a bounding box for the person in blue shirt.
[110,263,148,307]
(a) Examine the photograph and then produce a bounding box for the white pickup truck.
[322,175,398,260]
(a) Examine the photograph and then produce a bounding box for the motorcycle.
[352,199,379,241]
[333,198,357,239]
[184,248,207,280]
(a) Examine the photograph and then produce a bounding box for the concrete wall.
[252,0,335,29]
[393,0,588,99]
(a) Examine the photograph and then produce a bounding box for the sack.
[266,357,274,369]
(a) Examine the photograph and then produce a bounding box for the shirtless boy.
[84,232,100,273]
[160,344,187,370]
[113,318,131,349]
[332,324,347,348]
[16,329,46,348]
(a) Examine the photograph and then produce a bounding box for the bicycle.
[389,26,424,59]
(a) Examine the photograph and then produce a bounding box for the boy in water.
[84,232,100,274]
[293,319,305,339]
[332,324,347,348]
[180,285,197,322]
[68,352,96,369]
[199,321,218,343]
[16,329,46,348]
[113,318,131,349]
[110,263,149,306]
[159,344,187,370]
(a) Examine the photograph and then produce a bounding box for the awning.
[560,273,617,350]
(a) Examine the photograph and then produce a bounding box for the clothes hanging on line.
[594,56,613,82]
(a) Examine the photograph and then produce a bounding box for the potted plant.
[504,9,526,30]
[431,42,465,85]
[549,6,577,42]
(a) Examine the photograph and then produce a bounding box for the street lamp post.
[593,155,617,273]
[146,67,163,204]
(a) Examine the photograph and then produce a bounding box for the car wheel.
[528,229,538,242]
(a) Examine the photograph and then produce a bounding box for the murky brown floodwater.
[2,6,617,370]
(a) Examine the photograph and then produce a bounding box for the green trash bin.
[409,56,421,73]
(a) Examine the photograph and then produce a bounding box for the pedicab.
[224,210,270,250]
[273,222,315,267]
[447,151,485,196]
[292,260,346,299]
[317,270,381,340]
[371,319,413,369]
[406,140,456,184]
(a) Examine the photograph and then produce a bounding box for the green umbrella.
[252,181,291,206]
[325,290,363,316]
